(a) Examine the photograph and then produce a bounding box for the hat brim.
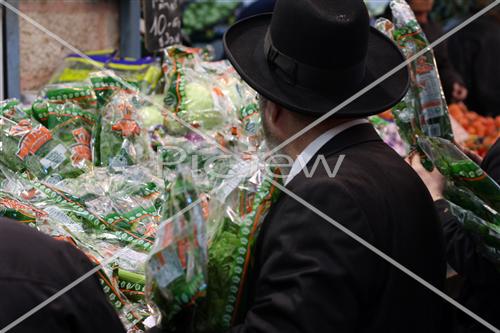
[224,14,410,117]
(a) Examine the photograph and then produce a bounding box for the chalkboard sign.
[143,0,182,52]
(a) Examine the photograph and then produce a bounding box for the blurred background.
[0,0,489,92]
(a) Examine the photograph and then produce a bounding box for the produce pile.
[182,0,242,43]
[448,103,500,157]
[1,1,498,331]
[0,46,280,332]
[376,0,500,269]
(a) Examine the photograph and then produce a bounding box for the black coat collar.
[285,123,382,189]
[315,123,382,158]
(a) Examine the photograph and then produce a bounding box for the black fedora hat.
[223,0,410,117]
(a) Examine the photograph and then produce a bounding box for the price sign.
[143,0,182,52]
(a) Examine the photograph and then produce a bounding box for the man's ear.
[267,101,282,126]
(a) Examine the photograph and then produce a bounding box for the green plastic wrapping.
[31,100,96,169]
[418,136,500,212]
[447,202,500,265]
[192,170,282,332]
[146,172,208,326]
[375,0,454,159]
[390,0,453,141]
[90,72,150,167]
[0,99,86,180]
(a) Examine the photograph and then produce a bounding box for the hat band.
[264,30,366,92]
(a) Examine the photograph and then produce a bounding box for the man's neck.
[282,119,359,161]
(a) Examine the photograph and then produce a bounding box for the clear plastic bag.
[375,0,454,152]
[90,71,153,167]
[146,171,208,327]
[191,169,281,332]
[0,99,87,180]
[418,136,500,211]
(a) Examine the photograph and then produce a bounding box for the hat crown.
[270,0,370,69]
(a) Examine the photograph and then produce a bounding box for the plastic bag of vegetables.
[146,171,208,328]
[0,191,47,228]
[200,60,261,149]
[0,166,152,330]
[31,100,96,169]
[58,166,164,237]
[389,0,454,141]
[94,89,151,168]
[90,71,141,109]
[418,136,500,269]
[418,136,500,212]
[444,183,500,226]
[164,63,226,133]
[40,82,98,110]
[446,201,500,266]
[0,99,87,180]
[190,169,281,332]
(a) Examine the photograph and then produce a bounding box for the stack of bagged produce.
[376,0,500,268]
[0,45,281,332]
[448,103,500,157]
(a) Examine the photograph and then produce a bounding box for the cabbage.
[141,106,164,129]
[185,82,213,112]
[140,95,165,129]
[182,82,223,130]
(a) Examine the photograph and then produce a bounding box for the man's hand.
[406,153,445,201]
[452,83,468,102]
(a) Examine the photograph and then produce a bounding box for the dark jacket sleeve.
[481,139,500,184]
[227,181,380,333]
[437,138,500,274]
[435,199,484,276]
[0,219,125,333]
[448,18,500,117]
[56,242,128,333]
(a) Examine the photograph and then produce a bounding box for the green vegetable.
[191,172,282,332]
[444,182,500,225]
[140,95,165,129]
[93,89,150,167]
[0,99,86,180]
[419,136,500,211]
[31,100,96,169]
[375,1,454,156]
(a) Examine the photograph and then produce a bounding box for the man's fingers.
[406,151,421,167]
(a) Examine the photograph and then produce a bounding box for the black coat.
[448,16,500,117]
[230,124,446,333]
[436,139,500,332]
[482,139,500,184]
[0,218,125,333]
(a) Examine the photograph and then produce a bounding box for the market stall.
[0,0,499,332]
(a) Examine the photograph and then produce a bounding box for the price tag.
[40,144,67,171]
[143,0,182,52]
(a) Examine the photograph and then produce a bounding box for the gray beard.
[261,114,291,177]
